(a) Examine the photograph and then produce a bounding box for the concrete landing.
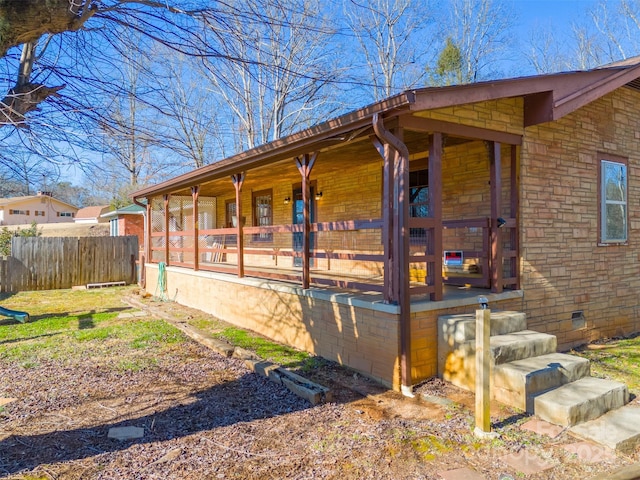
[438,311,527,344]
[493,352,590,412]
[570,405,640,453]
[534,377,629,427]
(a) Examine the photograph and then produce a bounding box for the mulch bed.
[1,306,638,479]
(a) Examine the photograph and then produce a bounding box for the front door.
[292,186,315,267]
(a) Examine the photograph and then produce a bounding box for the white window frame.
[599,156,628,245]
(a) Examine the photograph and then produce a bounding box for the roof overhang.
[132,92,415,200]
[133,58,640,201]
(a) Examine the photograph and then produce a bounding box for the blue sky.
[513,0,598,27]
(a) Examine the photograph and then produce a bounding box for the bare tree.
[583,0,640,65]
[0,1,219,127]
[200,0,343,151]
[524,23,573,74]
[151,52,227,168]
[345,0,436,101]
[436,0,515,83]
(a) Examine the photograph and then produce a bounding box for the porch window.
[226,200,237,228]
[252,189,272,242]
[600,156,628,244]
[410,168,429,244]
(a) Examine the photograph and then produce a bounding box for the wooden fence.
[0,236,138,292]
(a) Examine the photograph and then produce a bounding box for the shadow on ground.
[0,371,311,476]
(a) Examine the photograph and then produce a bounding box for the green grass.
[0,287,187,369]
[571,334,640,394]
[0,287,322,376]
[213,326,323,371]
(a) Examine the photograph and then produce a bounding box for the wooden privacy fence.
[0,236,138,292]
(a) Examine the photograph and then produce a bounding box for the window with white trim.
[252,189,272,242]
[600,157,628,244]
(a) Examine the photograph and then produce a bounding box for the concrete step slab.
[490,330,557,365]
[493,353,591,411]
[534,377,629,427]
[438,311,527,345]
[570,405,640,453]
[441,330,557,390]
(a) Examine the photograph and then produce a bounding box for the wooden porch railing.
[150,216,518,297]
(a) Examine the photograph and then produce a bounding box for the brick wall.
[120,215,144,248]
[520,88,640,349]
[147,264,402,388]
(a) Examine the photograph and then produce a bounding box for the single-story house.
[101,204,145,247]
[133,57,640,394]
[0,192,79,226]
[74,205,112,224]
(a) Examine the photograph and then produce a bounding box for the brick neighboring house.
[101,204,145,247]
[0,192,79,226]
[132,58,640,393]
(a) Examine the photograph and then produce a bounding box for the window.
[226,200,237,228]
[410,168,429,245]
[600,156,628,244]
[252,189,272,242]
[59,212,74,217]
[225,199,237,243]
[9,209,28,215]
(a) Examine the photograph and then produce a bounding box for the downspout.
[372,113,412,397]
[132,196,148,288]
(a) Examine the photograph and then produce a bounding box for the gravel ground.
[1,307,639,479]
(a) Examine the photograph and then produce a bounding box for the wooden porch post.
[510,145,520,288]
[163,194,170,265]
[145,200,152,264]
[192,186,199,271]
[372,113,412,396]
[231,173,245,278]
[371,135,394,303]
[428,133,444,302]
[296,152,318,289]
[489,141,503,293]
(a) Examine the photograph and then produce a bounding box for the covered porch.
[141,118,521,299]
[134,93,524,391]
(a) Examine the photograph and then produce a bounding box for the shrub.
[0,221,42,256]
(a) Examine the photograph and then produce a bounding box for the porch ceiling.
[155,126,478,199]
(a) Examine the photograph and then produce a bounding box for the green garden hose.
[155,261,168,301]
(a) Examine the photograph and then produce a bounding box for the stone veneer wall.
[147,264,402,389]
[520,88,640,349]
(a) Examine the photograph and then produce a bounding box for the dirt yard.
[0,289,639,479]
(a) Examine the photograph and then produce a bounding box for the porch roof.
[132,57,640,201]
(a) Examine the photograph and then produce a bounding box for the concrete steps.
[570,405,640,453]
[534,376,629,427]
[437,311,633,441]
[493,352,591,412]
[490,330,557,365]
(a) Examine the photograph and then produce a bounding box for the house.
[100,204,145,247]
[74,205,112,224]
[0,192,79,226]
[132,57,640,395]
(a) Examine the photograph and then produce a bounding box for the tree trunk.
[0,0,95,56]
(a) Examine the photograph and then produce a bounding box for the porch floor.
[171,261,522,314]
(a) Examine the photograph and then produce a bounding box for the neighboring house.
[74,205,112,224]
[133,57,640,393]
[0,192,79,226]
[101,204,145,247]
